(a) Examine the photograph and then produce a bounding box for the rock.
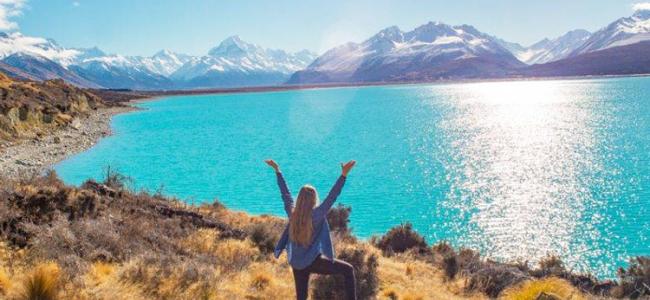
[70,118,82,130]
[15,159,31,166]
[53,136,61,143]
[536,292,561,300]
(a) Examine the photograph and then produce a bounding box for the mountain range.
[1,9,650,89]
[291,9,650,84]
[0,33,317,90]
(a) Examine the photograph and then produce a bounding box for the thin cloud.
[72,1,80,7]
[0,0,26,31]
[633,2,650,11]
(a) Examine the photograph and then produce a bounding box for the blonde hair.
[289,185,318,247]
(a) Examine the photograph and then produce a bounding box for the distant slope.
[0,71,103,139]
[70,61,174,91]
[0,53,101,88]
[499,30,591,65]
[571,10,650,56]
[288,22,523,84]
[523,41,650,76]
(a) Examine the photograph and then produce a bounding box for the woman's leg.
[308,256,357,300]
[292,267,311,300]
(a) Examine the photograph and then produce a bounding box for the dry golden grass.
[500,277,586,300]
[181,228,221,254]
[0,174,629,300]
[0,266,11,296]
[64,261,148,300]
[14,262,61,300]
[376,253,487,300]
[213,261,295,300]
[213,239,261,272]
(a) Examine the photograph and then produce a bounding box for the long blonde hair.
[289,185,318,247]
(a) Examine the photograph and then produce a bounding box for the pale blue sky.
[8,0,646,56]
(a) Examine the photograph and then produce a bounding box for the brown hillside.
[0,72,103,140]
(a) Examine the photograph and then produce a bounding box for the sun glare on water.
[432,80,611,271]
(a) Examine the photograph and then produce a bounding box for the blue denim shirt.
[272,172,346,270]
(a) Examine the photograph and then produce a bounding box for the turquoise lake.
[55,77,650,278]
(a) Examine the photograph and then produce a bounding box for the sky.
[1,0,647,56]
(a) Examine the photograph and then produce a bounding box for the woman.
[265,159,357,300]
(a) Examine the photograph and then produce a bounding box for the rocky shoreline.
[0,105,136,178]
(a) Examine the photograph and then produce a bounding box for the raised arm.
[265,159,293,216]
[313,160,355,221]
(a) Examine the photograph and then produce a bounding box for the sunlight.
[436,80,607,269]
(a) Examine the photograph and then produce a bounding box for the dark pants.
[291,256,356,300]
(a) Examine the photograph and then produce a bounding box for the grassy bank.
[0,171,647,300]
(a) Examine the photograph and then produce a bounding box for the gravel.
[0,106,136,178]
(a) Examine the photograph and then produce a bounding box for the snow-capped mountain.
[0,52,100,87]
[139,50,192,76]
[288,22,523,84]
[171,36,316,88]
[2,9,650,89]
[498,30,591,64]
[70,54,174,90]
[67,49,192,89]
[0,32,82,67]
[0,32,315,89]
[571,9,650,55]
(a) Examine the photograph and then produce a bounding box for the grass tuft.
[18,262,61,300]
[501,277,585,300]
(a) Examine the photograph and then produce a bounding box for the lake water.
[55,77,650,278]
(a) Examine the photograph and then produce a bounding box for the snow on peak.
[208,35,260,57]
[571,11,650,55]
[0,32,82,67]
[503,29,591,64]
[172,36,316,81]
[306,21,512,75]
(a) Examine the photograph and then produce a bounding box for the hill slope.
[524,41,650,76]
[0,71,103,139]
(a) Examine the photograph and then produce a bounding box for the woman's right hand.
[265,159,280,173]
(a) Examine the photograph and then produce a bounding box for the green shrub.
[374,223,427,255]
[247,222,280,254]
[327,204,352,235]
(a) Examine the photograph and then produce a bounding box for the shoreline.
[0,105,137,178]
[124,72,650,101]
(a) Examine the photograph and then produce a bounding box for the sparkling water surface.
[55,77,650,278]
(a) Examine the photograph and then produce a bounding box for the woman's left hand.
[341,160,356,177]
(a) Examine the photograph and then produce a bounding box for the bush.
[102,166,131,190]
[431,241,461,279]
[327,204,352,235]
[456,248,482,274]
[374,223,427,255]
[431,241,455,258]
[535,255,566,277]
[442,255,459,279]
[466,264,529,298]
[612,256,650,298]
[312,245,379,300]
[248,222,280,254]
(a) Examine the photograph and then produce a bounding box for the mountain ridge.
[2,9,650,89]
